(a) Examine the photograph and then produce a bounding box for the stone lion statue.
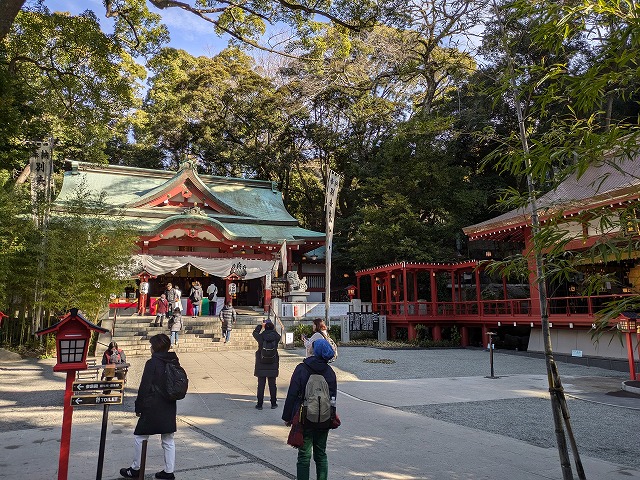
[286,271,308,292]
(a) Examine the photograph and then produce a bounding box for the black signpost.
[71,379,125,480]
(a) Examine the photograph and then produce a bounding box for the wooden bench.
[75,359,100,381]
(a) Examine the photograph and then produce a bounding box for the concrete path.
[1,347,639,479]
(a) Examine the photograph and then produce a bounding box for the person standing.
[165,283,177,323]
[169,306,182,347]
[101,341,126,365]
[252,319,281,410]
[283,339,337,480]
[189,281,203,318]
[206,282,218,315]
[120,333,180,480]
[152,294,169,327]
[303,319,333,358]
[219,301,236,343]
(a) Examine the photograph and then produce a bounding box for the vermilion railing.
[373,294,634,319]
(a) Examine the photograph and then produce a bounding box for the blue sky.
[47,0,231,58]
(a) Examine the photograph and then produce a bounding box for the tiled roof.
[52,162,324,243]
[463,154,640,240]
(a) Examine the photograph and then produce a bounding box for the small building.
[357,154,640,363]
[52,160,325,310]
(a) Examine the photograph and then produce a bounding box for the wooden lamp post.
[36,308,107,480]
[618,312,639,381]
[346,284,357,301]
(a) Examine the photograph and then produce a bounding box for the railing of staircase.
[111,309,117,337]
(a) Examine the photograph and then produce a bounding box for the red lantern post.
[346,284,357,301]
[36,308,108,480]
[618,312,639,381]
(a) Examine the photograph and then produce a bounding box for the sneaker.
[255,404,263,410]
[155,471,176,480]
[120,467,140,478]
[271,403,278,409]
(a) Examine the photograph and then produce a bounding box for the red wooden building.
[52,160,325,311]
[357,154,640,361]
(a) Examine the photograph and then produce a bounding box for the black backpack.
[158,360,189,401]
[260,337,278,364]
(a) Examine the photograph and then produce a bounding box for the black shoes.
[255,404,263,410]
[271,403,278,409]
[155,470,176,480]
[120,467,140,478]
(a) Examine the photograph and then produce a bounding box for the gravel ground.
[328,347,640,471]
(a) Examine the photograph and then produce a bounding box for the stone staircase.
[98,307,271,357]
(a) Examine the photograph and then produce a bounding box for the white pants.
[131,432,175,473]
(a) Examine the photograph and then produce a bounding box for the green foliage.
[40,181,138,320]
[291,323,313,347]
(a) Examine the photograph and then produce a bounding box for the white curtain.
[138,254,274,280]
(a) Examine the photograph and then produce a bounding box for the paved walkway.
[1,347,639,479]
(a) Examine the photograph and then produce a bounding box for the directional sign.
[71,394,122,406]
[72,380,124,392]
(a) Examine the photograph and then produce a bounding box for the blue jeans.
[193,305,200,316]
[224,329,231,342]
[170,331,179,345]
[297,428,329,480]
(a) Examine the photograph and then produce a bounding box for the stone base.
[285,291,310,303]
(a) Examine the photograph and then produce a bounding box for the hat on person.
[313,338,334,361]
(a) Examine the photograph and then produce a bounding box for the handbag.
[287,406,304,448]
[331,412,341,429]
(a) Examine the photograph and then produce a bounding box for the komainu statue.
[286,271,308,292]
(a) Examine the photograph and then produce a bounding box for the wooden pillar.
[432,324,442,341]
[430,270,437,316]
[403,266,408,317]
[263,273,271,313]
[450,271,456,302]
[523,226,541,317]
[481,324,489,349]
[356,275,361,301]
[413,270,418,302]
[475,268,482,316]
[461,325,469,347]
[371,275,377,310]
[407,323,416,341]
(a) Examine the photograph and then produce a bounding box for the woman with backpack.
[120,333,181,480]
[282,338,337,480]
[252,319,281,410]
[303,318,338,362]
[189,281,203,317]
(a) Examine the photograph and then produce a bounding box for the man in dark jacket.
[253,319,281,410]
[283,338,337,480]
[120,334,181,480]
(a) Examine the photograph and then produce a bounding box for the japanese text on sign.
[348,312,379,332]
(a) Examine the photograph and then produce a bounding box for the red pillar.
[461,325,469,347]
[413,271,418,303]
[371,275,377,310]
[263,274,271,313]
[450,271,456,302]
[430,270,437,316]
[475,268,482,316]
[432,324,442,341]
[523,226,541,317]
[481,324,489,348]
[402,265,408,317]
[407,323,416,341]
[59,371,75,480]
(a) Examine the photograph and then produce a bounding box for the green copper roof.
[53,162,324,243]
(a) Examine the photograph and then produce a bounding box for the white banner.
[138,255,274,280]
[279,240,287,274]
[325,169,341,324]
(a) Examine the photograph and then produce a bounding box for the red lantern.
[36,308,107,372]
[346,284,357,301]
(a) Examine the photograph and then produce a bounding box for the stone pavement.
[1,346,640,480]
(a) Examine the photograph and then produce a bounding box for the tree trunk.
[0,0,25,42]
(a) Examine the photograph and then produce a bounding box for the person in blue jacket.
[282,338,337,480]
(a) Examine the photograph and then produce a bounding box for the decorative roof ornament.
[230,262,247,278]
[178,158,198,173]
[182,205,207,217]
